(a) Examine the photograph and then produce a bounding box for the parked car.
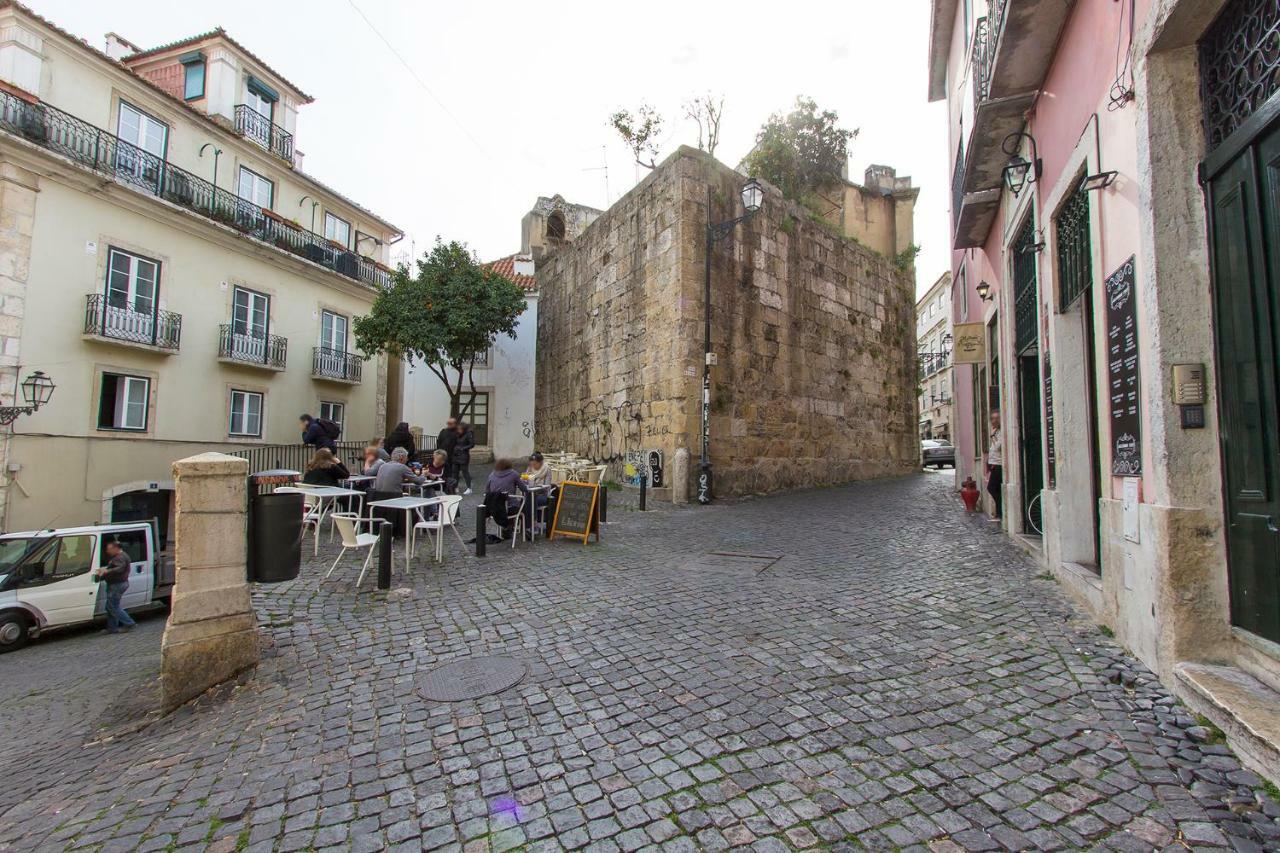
[921,439,955,469]
[0,521,173,652]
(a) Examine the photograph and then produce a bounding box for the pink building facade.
[929,0,1280,781]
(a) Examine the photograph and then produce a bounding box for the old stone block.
[160,624,258,712]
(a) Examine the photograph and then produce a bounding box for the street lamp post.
[699,177,764,505]
[0,370,55,426]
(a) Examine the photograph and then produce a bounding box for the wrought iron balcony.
[218,324,287,370]
[83,294,181,351]
[312,347,362,383]
[0,90,392,290]
[234,104,294,163]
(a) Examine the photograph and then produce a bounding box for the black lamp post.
[699,177,764,505]
[0,370,55,426]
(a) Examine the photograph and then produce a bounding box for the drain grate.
[687,551,784,577]
[417,656,527,702]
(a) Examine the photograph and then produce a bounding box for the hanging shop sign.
[951,323,986,364]
[1105,257,1142,475]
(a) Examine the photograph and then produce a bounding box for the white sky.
[33,0,949,295]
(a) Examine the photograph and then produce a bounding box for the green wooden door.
[1208,124,1280,644]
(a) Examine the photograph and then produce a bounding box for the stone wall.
[535,148,917,498]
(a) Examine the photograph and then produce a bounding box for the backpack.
[316,418,342,441]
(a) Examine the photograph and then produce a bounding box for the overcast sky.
[34,0,949,296]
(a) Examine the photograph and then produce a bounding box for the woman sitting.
[425,449,449,492]
[524,452,552,487]
[361,446,385,477]
[302,448,350,487]
[482,458,529,541]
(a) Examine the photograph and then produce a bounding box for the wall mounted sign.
[952,322,986,364]
[1105,257,1142,475]
[1044,353,1056,488]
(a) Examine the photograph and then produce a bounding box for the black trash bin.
[247,469,302,583]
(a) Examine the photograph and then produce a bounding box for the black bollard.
[599,485,608,525]
[525,494,535,542]
[639,476,647,512]
[376,521,392,590]
[475,505,487,557]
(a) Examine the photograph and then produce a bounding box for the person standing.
[384,421,416,458]
[300,414,336,452]
[95,540,136,634]
[454,420,476,495]
[436,416,459,489]
[986,410,1003,521]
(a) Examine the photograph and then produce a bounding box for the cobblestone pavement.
[1,470,1278,852]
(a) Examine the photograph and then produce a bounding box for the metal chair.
[326,513,386,586]
[506,492,527,549]
[411,495,466,561]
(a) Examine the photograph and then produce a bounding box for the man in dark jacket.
[300,414,336,452]
[454,421,476,495]
[94,540,136,634]
[436,417,459,488]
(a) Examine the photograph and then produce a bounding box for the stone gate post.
[161,452,259,712]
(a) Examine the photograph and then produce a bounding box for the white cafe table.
[403,479,445,497]
[342,474,374,487]
[367,495,444,565]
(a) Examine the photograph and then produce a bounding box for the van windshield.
[0,538,32,585]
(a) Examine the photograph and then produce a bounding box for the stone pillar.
[162,452,258,712]
[672,447,690,504]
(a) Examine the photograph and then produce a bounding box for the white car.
[0,521,173,652]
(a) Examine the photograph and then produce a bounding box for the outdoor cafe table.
[367,495,445,564]
[296,485,365,537]
[403,478,445,497]
[342,474,374,488]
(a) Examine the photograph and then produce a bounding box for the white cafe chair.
[411,495,466,561]
[506,492,527,549]
[326,513,387,587]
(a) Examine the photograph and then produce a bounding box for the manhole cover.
[417,656,527,701]
[686,552,784,576]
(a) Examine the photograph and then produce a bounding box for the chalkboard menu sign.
[550,482,600,543]
[1105,257,1142,475]
[1044,354,1056,488]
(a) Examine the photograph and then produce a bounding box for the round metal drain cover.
[417,656,527,701]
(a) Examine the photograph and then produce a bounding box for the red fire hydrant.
[960,477,981,513]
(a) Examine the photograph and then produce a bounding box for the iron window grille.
[1055,182,1093,312]
[1013,215,1039,352]
[1199,0,1280,151]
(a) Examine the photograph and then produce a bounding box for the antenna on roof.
[581,146,610,207]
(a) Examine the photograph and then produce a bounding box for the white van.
[0,521,174,652]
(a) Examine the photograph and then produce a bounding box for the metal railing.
[951,140,966,228]
[234,104,293,163]
[218,324,287,369]
[230,441,368,475]
[0,90,390,290]
[972,17,992,111]
[84,294,181,349]
[312,347,362,382]
[918,350,951,378]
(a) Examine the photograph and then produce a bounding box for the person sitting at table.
[368,448,426,536]
[425,450,448,490]
[481,458,529,542]
[524,452,552,487]
[367,437,391,462]
[360,446,385,478]
[302,448,350,487]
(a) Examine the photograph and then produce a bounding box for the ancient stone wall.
[535,148,917,498]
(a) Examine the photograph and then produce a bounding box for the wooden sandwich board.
[549,481,600,543]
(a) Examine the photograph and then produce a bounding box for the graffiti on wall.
[539,399,651,468]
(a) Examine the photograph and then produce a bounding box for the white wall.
[402,293,537,461]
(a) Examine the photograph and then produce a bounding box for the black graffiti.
[539,399,646,466]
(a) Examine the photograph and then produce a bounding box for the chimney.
[104,32,141,61]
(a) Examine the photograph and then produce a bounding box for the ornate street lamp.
[1001,131,1042,196]
[0,370,55,426]
[976,280,993,302]
[700,178,765,505]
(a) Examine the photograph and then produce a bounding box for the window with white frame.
[97,373,149,431]
[237,166,273,209]
[324,213,351,248]
[319,401,344,427]
[320,310,348,354]
[229,390,263,437]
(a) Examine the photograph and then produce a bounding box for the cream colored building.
[916,272,953,441]
[0,1,401,540]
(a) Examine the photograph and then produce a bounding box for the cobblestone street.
[1,471,1278,852]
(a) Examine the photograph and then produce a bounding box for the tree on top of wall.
[609,104,665,170]
[354,239,526,423]
[742,96,858,202]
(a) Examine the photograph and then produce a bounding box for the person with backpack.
[384,421,416,458]
[300,413,339,452]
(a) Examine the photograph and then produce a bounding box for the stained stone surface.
[418,657,528,702]
[0,471,1276,852]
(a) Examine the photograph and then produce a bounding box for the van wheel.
[0,611,30,653]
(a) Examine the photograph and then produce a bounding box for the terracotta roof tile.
[485,254,537,292]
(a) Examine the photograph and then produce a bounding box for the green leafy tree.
[743,96,859,201]
[354,239,526,421]
[609,104,664,169]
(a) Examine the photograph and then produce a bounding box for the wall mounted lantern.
[0,370,55,425]
[1001,131,1043,196]
[976,280,993,302]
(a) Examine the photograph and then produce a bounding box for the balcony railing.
[951,141,965,230]
[312,347,362,383]
[218,324,287,370]
[0,90,391,290]
[972,16,992,111]
[84,294,181,350]
[234,104,294,163]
